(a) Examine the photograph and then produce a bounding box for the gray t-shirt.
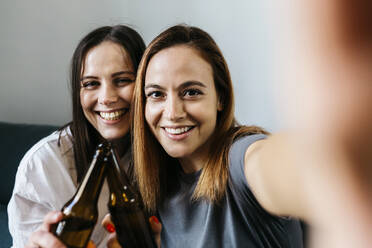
[158,134,303,248]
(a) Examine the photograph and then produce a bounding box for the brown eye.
[146,91,164,99]
[183,89,202,97]
[114,78,134,86]
[82,81,100,89]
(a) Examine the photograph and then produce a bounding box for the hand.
[275,0,372,247]
[25,211,96,248]
[148,215,162,247]
[102,214,162,248]
[25,211,65,248]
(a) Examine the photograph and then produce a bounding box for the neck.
[111,138,130,157]
[178,137,215,173]
[179,154,207,174]
[98,135,130,158]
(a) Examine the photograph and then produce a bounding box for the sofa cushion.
[0,204,11,248]
[0,122,58,205]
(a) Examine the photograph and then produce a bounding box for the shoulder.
[20,128,73,165]
[229,133,267,163]
[16,127,76,188]
[228,133,267,190]
[231,133,267,150]
[12,127,77,204]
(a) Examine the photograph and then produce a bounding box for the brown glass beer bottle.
[52,143,110,248]
[107,145,156,248]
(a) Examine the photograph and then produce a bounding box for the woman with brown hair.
[131,18,372,246]
[129,24,304,247]
[9,25,146,248]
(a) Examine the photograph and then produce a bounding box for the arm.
[8,157,56,247]
[243,135,307,219]
[245,133,372,247]
[245,0,372,246]
[8,136,78,247]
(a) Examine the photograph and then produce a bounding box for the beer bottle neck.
[107,148,137,204]
[73,154,107,204]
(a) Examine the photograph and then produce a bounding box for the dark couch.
[0,122,58,248]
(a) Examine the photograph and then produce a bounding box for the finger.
[101,214,116,233]
[27,229,65,248]
[40,211,63,232]
[106,233,122,248]
[149,216,162,247]
[86,240,96,248]
[149,216,161,234]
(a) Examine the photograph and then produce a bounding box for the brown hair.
[132,25,267,212]
[60,25,145,183]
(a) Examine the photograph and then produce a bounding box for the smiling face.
[144,45,222,169]
[80,41,135,141]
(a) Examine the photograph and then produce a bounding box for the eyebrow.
[144,81,207,90]
[112,71,135,77]
[80,71,135,81]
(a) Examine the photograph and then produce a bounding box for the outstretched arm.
[245,0,372,247]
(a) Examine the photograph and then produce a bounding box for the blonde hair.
[132,25,268,212]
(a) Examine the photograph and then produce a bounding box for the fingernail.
[150,216,160,224]
[105,223,116,233]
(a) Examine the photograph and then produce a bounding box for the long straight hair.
[60,25,145,183]
[132,25,268,212]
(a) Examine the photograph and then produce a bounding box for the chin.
[101,131,128,141]
[164,148,189,159]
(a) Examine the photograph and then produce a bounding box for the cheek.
[80,91,92,111]
[188,103,217,123]
[119,84,135,101]
[144,103,153,126]
[145,102,161,128]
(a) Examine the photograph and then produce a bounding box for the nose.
[164,94,186,121]
[98,82,118,106]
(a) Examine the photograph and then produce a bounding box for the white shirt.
[7,127,128,248]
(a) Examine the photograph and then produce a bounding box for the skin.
[249,1,372,247]
[144,45,222,173]
[80,41,135,142]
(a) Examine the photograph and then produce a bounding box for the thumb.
[149,216,162,247]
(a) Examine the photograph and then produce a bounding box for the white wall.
[127,0,278,130]
[0,0,278,130]
[0,0,132,125]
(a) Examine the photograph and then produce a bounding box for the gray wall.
[0,0,278,130]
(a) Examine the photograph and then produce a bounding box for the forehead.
[82,41,133,75]
[145,45,213,86]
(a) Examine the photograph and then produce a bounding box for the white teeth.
[165,127,192,134]
[99,110,126,121]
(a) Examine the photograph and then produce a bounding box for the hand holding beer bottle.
[51,143,111,248]
[106,145,157,248]
[102,214,161,248]
[27,142,159,248]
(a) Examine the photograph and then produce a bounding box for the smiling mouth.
[97,109,128,121]
[164,126,194,135]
